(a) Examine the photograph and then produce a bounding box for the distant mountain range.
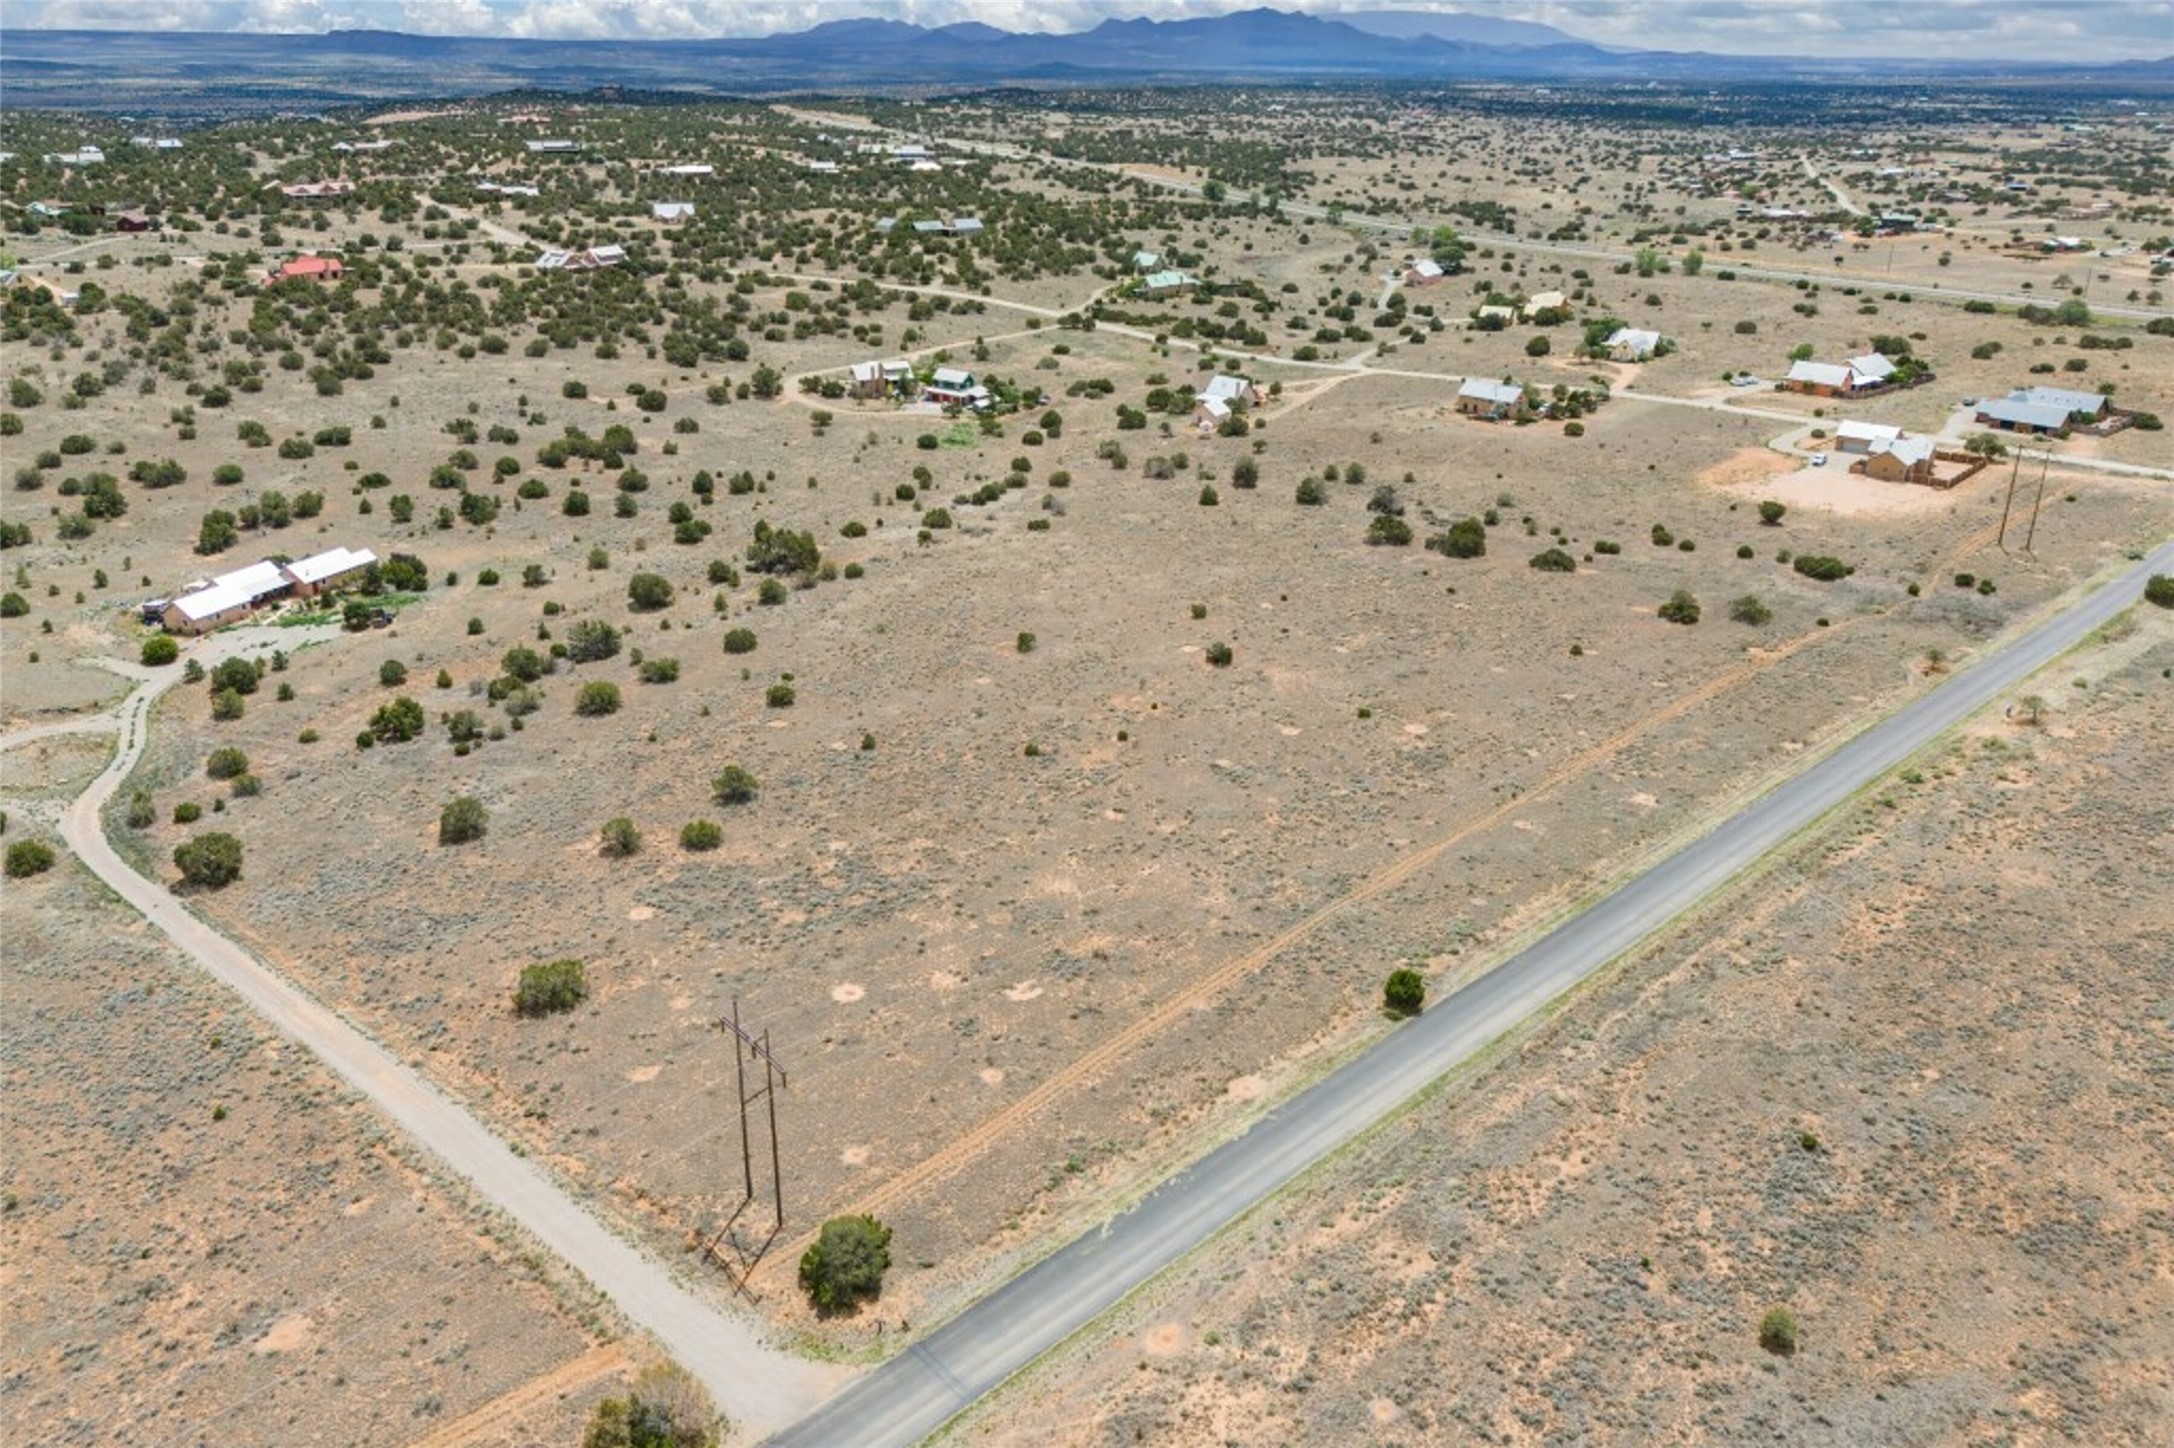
[2,8,2168,113]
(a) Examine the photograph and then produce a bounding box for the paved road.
[23,628,845,1441]
[770,538,2174,1448]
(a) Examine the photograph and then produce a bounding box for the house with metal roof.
[1456,378,1528,418]
[1834,419,1903,453]
[281,546,378,597]
[1859,434,1938,484]
[1404,257,1445,285]
[1604,327,1663,362]
[651,201,696,223]
[1973,396,2076,435]
[1140,270,1194,298]
[2009,386,2109,419]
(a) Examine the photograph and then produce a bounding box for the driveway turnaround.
[769,538,2174,1448]
[32,629,844,1440]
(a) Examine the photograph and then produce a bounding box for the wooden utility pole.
[1996,447,2022,551]
[702,998,789,1295]
[2023,450,2052,554]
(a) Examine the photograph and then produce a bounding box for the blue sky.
[6,0,2170,61]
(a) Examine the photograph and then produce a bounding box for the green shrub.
[5,839,56,879]
[205,747,250,781]
[639,656,680,684]
[379,658,408,687]
[140,635,180,666]
[598,817,642,858]
[575,681,623,716]
[627,572,674,611]
[679,819,724,851]
[1294,477,1325,506]
[1383,968,1425,1017]
[2144,574,2174,609]
[173,802,202,824]
[798,1214,893,1313]
[1658,590,1701,625]
[1759,1305,1799,1355]
[439,796,488,845]
[1792,554,1853,582]
[1366,515,1413,546]
[173,831,243,887]
[1429,517,1487,558]
[1758,500,1787,526]
[765,682,796,708]
[1205,641,1234,667]
[565,618,621,662]
[1528,547,1576,573]
[713,765,759,805]
[1729,594,1772,625]
[721,627,758,654]
[514,959,587,1017]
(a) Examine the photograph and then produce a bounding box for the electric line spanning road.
[768,537,2174,1448]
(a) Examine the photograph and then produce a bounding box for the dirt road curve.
[13,627,845,1441]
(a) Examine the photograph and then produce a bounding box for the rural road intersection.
[767,537,2174,1447]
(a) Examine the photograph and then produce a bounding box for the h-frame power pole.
[702,998,789,1295]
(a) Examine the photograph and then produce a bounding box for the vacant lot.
[0,846,613,1445]
[941,626,2174,1446]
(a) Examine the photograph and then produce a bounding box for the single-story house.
[526,139,582,154]
[1405,258,1445,285]
[651,201,696,223]
[1784,353,1893,396]
[332,139,395,153]
[907,159,943,173]
[912,219,947,235]
[43,145,105,167]
[1200,375,1264,408]
[267,255,344,284]
[1859,434,1937,484]
[131,136,184,150]
[1973,386,2109,435]
[476,182,541,197]
[1133,250,1162,272]
[281,546,377,597]
[1521,290,1566,318]
[1604,327,1662,362]
[1194,396,1233,430]
[950,217,984,237]
[279,180,355,201]
[2042,236,2088,253]
[1140,269,1193,298]
[849,361,886,398]
[657,163,714,177]
[1834,419,1902,454]
[1456,378,1528,419]
[112,210,154,233]
[163,559,291,634]
[2008,386,2109,421]
[1475,304,1518,326]
[164,583,257,635]
[535,245,626,271]
[805,159,840,174]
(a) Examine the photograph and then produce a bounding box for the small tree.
[2016,694,2048,727]
[205,747,250,780]
[582,1362,720,1448]
[140,635,180,666]
[713,765,759,805]
[2145,574,2174,609]
[5,839,56,879]
[566,618,622,663]
[1757,500,1787,526]
[173,832,243,887]
[1759,1304,1799,1356]
[439,796,488,844]
[721,627,757,654]
[1205,641,1234,667]
[379,659,408,687]
[680,819,724,850]
[514,959,587,1017]
[1383,968,1426,1017]
[627,572,674,611]
[1430,517,1487,559]
[799,1214,893,1314]
[599,817,642,858]
[1658,590,1702,625]
[575,681,623,717]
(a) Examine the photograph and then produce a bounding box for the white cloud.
[5,0,2169,58]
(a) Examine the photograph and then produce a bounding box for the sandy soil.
[942,625,2174,1448]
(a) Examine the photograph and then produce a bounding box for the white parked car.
[1810,451,1829,466]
